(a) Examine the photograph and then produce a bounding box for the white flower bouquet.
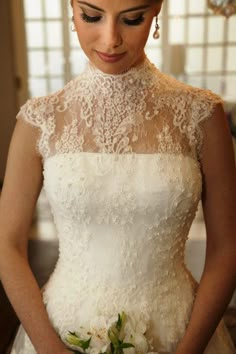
[65,312,159,354]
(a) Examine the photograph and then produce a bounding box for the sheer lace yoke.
[13,58,235,354]
[17,57,222,161]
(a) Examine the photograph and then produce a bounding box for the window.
[23,0,236,99]
[167,0,236,99]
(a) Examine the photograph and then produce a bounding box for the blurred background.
[10,0,236,99]
[0,1,236,351]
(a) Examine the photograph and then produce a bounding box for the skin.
[0,1,235,354]
[175,103,236,354]
[71,0,162,74]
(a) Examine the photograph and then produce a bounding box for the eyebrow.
[77,1,150,13]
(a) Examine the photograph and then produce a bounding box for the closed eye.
[80,12,101,23]
[123,15,145,26]
[80,12,145,26]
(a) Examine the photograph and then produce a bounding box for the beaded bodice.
[16,57,224,353]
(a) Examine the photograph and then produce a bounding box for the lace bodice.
[17,57,221,160]
[13,58,235,354]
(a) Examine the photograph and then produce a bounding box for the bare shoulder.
[201,103,236,245]
[201,103,235,178]
[0,118,43,246]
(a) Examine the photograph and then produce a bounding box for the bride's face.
[71,0,162,74]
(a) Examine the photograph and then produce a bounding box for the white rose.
[132,333,149,353]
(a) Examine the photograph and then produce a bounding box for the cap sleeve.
[188,88,223,160]
[190,87,223,124]
[16,96,57,159]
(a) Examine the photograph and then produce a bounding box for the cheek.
[75,22,96,47]
[125,26,151,50]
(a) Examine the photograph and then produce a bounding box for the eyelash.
[124,16,145,26]
[80,12,145,26]
[81,13,100,23]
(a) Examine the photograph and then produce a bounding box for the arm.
[0,119,70,354]
[175,103,236,354]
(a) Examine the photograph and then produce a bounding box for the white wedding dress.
[11,57,235,354]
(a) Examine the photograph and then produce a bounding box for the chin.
[94,58,138,76]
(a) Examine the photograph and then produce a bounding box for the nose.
[102,19,123,49]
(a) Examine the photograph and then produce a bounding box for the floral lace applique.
[16,57,222,161]
[12,58,234,354]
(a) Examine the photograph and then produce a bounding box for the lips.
[96,51,126,63]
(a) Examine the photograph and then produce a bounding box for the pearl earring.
[71,16,76,32]
[153,16,160,39]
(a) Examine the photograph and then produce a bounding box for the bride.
[0,0,236,353]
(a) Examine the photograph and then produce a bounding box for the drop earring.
[71,16,76,32]
[153,16,160,39]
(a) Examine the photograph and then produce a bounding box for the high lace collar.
[83,56,158,89]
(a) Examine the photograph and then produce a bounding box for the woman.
[0,0,236,353]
